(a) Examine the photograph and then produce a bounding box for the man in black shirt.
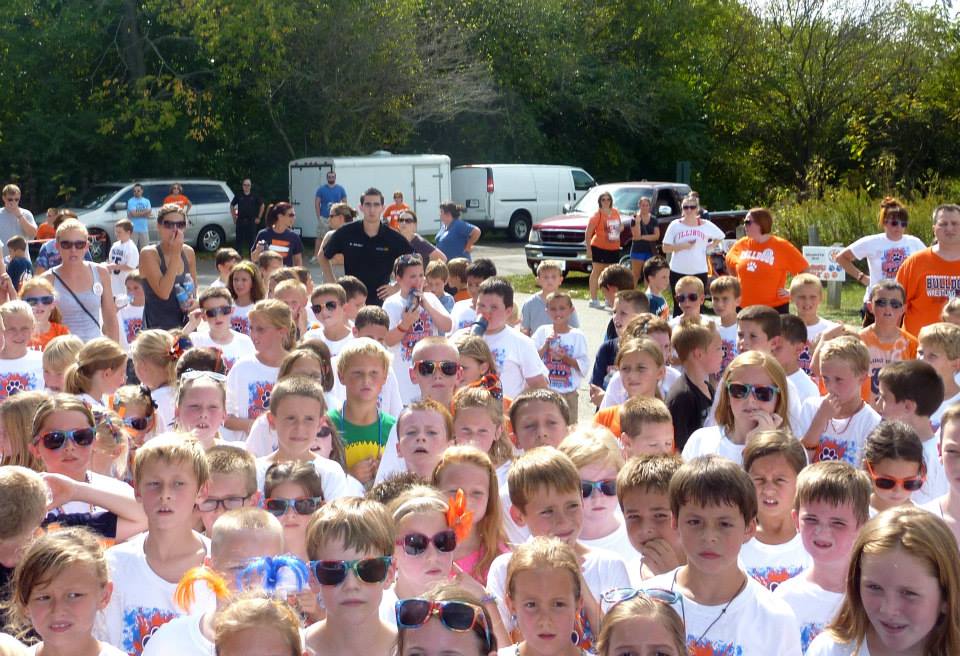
[229,178,264,257]
[320,187,412,306]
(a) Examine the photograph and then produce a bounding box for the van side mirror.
[562,203,572,213]
[658,205,672,216]
[112,202,126,212]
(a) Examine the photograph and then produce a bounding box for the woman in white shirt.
[661,193,725,317]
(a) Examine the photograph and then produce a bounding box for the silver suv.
[65,179,235,261]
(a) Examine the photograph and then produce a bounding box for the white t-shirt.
[487,545,630,627]
[644,568,803,656]
[579,521,640,562]
[97,532,214,656]
[151,385,175,433]
[448,299,477,334]
[914,436,948,506]
[229,303,253,335]
[302,326,352,358]
[774,574,844,654]
[108,239,140,298]
[931,390,960,433]
[141,613,211,656]
[383,290,451,404]
[118,304,145,350]
[243,392,338,456]
[224,356,279,441]
[29,643,126,656]
[531,326,590,394]
[789,369,820,403]
[848,233,926,303]
[682,426,747,464]
[800,317,838,376]
[717,321,739,375]
[806,633,871,656]
[378,585,399,627]
[796,398,880,466]
[739,534,811,592]
[53,471,134,516]
[0,350,43,400]
[189,330,255,373]
[481,326,549,399]
[703,377,802,434]
[255,455,355,501]
[327,358,403,418]
[662,218,725,275]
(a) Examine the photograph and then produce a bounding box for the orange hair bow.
[446,488,474,544]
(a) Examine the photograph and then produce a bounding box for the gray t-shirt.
[0,207,36,258]
[520,293,580,334]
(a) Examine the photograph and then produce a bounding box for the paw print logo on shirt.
[0,372,33,400]
[247,381,274,418]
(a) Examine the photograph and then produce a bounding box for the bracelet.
[480,593,497,605]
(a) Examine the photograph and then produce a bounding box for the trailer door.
[414,165,444,234]
[289,161,333,238]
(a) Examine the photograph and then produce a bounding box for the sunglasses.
[23,295,55,307]
[58,240,87,250]
[316,424,334,439]
[396,599,492,652]
[581,479,617,498]
[204,305,233,318]
[682,205,699,210]
[416,360,459,377]
[311,300,339,314]
[34,428,96,450]
[263,496,323,517]
[311,556,392,586]
[676,292,700,304]
[873,298,903,309]
[600,587,680,613]
[744,218,754,225]
[162,220,187,230]
[866,461,925,492]
[196,495,250,512]
[397,529,457,556]
[726,382,780,403]
[398,217,417,224]
[885,218,908,228]
[123,415,154,431]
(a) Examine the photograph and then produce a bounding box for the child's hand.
[589,384,605,407]
[41,472,76,509]
[776,287,790,299]
[640,538,682,576]
[288,590,323,623]
[746,410,783,434]
[400,303,419,329]
[186,308,204,329]
[450,563,485,597]
[350,457,378,484]
[816,393,843,423]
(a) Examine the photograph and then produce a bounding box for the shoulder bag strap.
[51,268,101,330]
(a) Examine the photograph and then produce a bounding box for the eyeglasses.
[162,220,187,230]
[263,496,323,517]
[123,415,154,431]
[676,293,700,304]
[196,495,251,512]
[23,295,55,307]
[416,360,460,377]
[311,300,339,314]
[581,479,617,498]
[204,305,233,318]
[682,205,699,211]
[873,298,904,309]
[885,218,908,228]
[600,587,680,613]
[866,461,925,492]
[397,529,457,556]
[33,428,96,450]
[58,240,87,250]
[310,556,392,586]
[726,382,780,403]
[395,599,492,652]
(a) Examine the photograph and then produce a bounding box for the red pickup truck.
[524,181,746,275]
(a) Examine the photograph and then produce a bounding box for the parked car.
[64,179,235,261]
[452,164,596,241]
[525,181,746,275]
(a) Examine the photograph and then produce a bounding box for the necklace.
[672,570,748,645]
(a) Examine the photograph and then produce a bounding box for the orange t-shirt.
[384,202,411,230]
[163,193,191,210]
[896,247,960,337]
[593,405,622,437]
[725,235,809,308]
[587,209,623,251]
[454,289,471,302]
[30,322,70,351]
[858,325,917,402]
[36,223,56,240]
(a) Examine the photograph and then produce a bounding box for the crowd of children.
[0,196,957,656]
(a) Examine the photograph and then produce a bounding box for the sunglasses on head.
[600,587,680,613]
[23,295,55,307]
[866,461,925,492]
[872,298,903,309]
[676,292,700,304]
[196,495,250,513]
[726,382,780,403]
[162,220,187,230]
[311,556,392,586]
[58,240,87,250]
[416,360,459,377]
[311,300,339,314]
[34,428,96,450]
[204,305,233,318]
[682,205,698,210]
[581,479,617,498]
[263,496,323,517]
[123,415,154,431]
[397,529,457,556]
[396,599,492,652]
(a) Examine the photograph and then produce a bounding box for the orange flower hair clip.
[446,488,474,544]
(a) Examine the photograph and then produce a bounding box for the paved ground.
[195,239,609,420]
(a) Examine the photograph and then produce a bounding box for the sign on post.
[802,246,846,282]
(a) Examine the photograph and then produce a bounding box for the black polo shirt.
[323,220,413,305]
[230,192,262,222]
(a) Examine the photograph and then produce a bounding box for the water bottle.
[182,273,195,296]
[471,317,488,336]
[174,284,190,312]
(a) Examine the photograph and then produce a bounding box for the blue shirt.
[315,184,347,217]
[36,240,93,270]
[435,219,477,261]
[126,197,152,234]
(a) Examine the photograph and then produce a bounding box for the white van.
[289,152,451,238]
[451,164,596,241]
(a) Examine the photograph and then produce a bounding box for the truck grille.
[541,230,584,244]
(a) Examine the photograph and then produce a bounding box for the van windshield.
[68,184,125,210]
[573,186,654,215]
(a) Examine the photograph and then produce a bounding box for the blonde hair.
[619,397,672,437]
[0,466,47,540]
[820,335,871,376]
[64,337,126,395]
[54,218,88,239]
[942,297,960,319]
[42,334,83,374]
[0,391,46,469]
[595,593,687,656]
[268,375,326,414]
[336,337,391,379]
[674,275,704,295]
[0,300,33,327]
[671,319,719,361]
[432,446,507,580]
[213,594,302,656]
[306,497,395,559]
[615,337,666,399]
[248,299,296,351]
[133,433,209,488]
[826,507,960,654]
[789,272,823,295]
[559,426,624,473]
[506,537,581,601]
[919,322,960,361]
[31,393,95,441]
[507,447,580,513]
[714,351,790,435]
[8,527,108,640]
[210,508,284,561]
[175,371,226,410]
[616,453,682,502]
[273,279,307,303]
[279,344,335,392]
[452,386,513,467]
[455,335,498,376]
[389,485,448,527]
[131,329,178,387]
[94,410,129,480]
[19,277,63,323]
[206,445,258,497]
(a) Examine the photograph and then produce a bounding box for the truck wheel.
[88,229,110,263]
[507,212,532,242]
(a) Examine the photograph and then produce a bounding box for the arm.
[98,266,120,342]
[386,302,420,347]
[292,253,303,266]
[186,246,199,299]
[17,212,37,239]
[319,252,336,284]
[43,473,148,542]
[836,248,869,286]
[315,195,322,221]
[464,226,481,253]
[524,374,548,390]
[429,246,447,262]
[138,248,176,300]
[583,215,597,256]
[640,224,660,242]
[257,202,265,224]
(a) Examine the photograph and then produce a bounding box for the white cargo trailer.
[289,152,451,238]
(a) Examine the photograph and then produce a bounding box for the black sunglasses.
[726,382,780,403]
[123,415,154,431]
[416,360,459,377]
[676,292,700,304]
[310,556,392,586]
[682,205,699,210]
[316,424,334,439]
[398,217,417,224]
[23,295,55,307]
[885,218,908,228]
[58,240,87,250]
[34,428,96,450]
[396,529,457,556]
[873,298,903,309]
[581,479,617,498]
[264,496,323,517]
[196,495,250,512]
[162,220,187,230]
[311,300,339,314]
[204,305,234,318]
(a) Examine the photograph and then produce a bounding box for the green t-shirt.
[328,408,396,470]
